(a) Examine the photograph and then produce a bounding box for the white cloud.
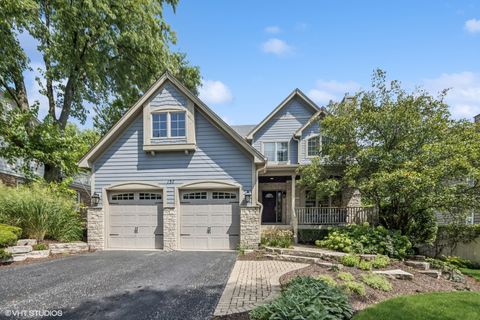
[264,26,281,34]
[199,79,233,104]
[308,80,361,104]
[261,38,293,56]
[423,71,480,119]
[465,18,480,33]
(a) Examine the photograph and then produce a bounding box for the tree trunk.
[43,163,63,183]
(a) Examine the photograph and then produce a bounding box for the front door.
[262,191,282,223]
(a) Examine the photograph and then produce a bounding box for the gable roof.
[246,88,320,140]
[293,108,327,138]
[231,124,256,138]
[79,72,266,168]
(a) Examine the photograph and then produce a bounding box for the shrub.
[0,224,22,248]
[342,281,366,296]
[361,273,392,291]
[0,248,12,261]
[260,229,293,248]
[338,272,355,282]
[33,243,49,251]
[444,256,480,269]
[372,255,391,269]
[426,258,465,282]
[0,183,83,242]
[250,277,353,320]
[317,223,412,258]
[358,260,373,271]
[298,229,329,244]
[341,254,360,267]
[316,274,337,287]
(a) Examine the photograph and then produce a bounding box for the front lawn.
[461,268,480,281]
[353,292,480,320]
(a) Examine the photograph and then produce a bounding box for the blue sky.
[22,0,480,127]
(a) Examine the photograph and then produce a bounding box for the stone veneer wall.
[163,207,177,251]
[87,207,104,250]
[240,205,261,249]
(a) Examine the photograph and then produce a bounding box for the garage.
[108,191,163,249]
[180,190,240,250]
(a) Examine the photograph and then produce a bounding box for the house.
[80,72,375,251]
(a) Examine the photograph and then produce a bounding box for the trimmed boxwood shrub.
[250,277,353,320]
[0,224,22,248]
[316,223,412,258]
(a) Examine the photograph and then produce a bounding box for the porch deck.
[295,206,378,226]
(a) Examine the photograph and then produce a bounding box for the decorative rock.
[405,260,430,270]
[49,242,89,255]
[266,254,318,264]
[419,270,441,279]
[315,261,343,269]
[12,254,27,262]
[407,255,426,261]
[17,239,37,246]
[6,245,33,254]
[26,250,50,259]
[373,269,414,280]
[359,254,377,261]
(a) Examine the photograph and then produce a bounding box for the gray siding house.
[81,72,372,251]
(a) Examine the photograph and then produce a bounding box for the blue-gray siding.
[94,111,253,206]
[149,83,187,107]
[299,121,320,164]
[252,96,316,164]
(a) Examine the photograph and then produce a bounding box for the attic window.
[152,113,167,137]
[152,111,186,138]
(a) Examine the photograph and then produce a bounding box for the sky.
[21,0,480,128]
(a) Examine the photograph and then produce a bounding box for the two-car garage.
[106,187,240,251]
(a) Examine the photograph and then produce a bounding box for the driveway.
[0,251,236,320]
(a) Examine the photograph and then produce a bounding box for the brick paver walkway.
[214,260,308,316]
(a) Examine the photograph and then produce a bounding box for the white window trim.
[263,141,290,163]
[306,134,320,158]
[151,111,186,139]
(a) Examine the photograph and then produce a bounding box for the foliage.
[354,292,480,320]
[316,275,337,287]
[250,277,353,320]
[360,273,392,291]
[260,229,293,248]
[33,243,48,251]
[342,281,366,296]
[428,224,480,258]
[425,258,464,282]
[444,256,480,269]
[0,0,201,181]
[341,254,360,267]
[460,268,480,281]
[0,223,22,248]
[317,223,412,258]
[337,272,356,282]
[371,255,391,269]
[298,229,329,244]
[299,69,480,246]
[358,260,373,271]
[0,248,12,261]
[0,183,82,241]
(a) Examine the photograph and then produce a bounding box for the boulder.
[17,239,37,246]
[49,242,88,254]
[27,250,50,259]
[6,245,33,254]
[373,269,414,280]
[419,270,441,279]
[405,260,430,270]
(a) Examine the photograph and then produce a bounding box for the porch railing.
[295,206,378,226]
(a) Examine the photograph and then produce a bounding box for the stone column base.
[163,207,177,251]
[240,205,261,249]
[87,207,104,250]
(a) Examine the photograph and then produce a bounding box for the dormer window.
[152,111,186,138]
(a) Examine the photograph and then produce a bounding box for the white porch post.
[291,174,298,244]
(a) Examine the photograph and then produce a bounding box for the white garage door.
[180,190,240,250]
[108,191,163,249]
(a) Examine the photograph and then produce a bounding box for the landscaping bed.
[237,249,269,261]
[279,261,480,312]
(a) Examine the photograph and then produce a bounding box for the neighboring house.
[80,72,375,251]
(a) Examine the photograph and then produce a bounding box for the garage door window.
[182,191,207,200]
[212,191,237,200]
[111,193,134,201]
[139,192,162,200]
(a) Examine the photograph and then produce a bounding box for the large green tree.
[299,70,480,245]
[0,0,200,181]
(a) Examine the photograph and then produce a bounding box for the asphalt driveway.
[0,251,236,320]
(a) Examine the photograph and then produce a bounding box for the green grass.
[460,268,480,281]
[354,292,480,320]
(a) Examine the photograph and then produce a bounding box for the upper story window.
[264,142,288,162]
[152,111,186,138]
[307,136,320,157]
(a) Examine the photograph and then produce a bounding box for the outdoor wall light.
[91,192,101,207]
[244,190,252,205]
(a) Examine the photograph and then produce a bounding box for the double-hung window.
[307,136,320,157]
[152,111,186,138]
[264,142,289,162]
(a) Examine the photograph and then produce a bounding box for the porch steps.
[405,260,430,270]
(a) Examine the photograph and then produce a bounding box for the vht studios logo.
[4,309,63,317]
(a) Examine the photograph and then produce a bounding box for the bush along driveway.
[0,250,236,320]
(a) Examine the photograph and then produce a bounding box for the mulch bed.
[279,261,480,311]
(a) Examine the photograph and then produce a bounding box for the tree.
[299,69,480,246]
[0,0,201,181]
